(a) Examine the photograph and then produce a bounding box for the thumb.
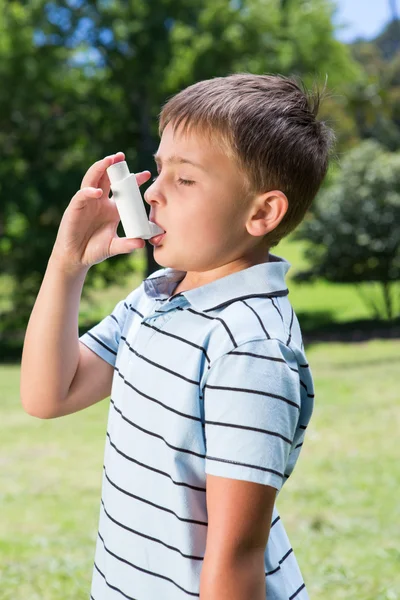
[109,237,145,257]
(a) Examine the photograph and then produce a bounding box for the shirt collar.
[144,253,291,312]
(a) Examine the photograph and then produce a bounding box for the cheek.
[173,188,243,240]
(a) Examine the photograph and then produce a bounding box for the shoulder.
[200,336,302,396]
[211,336,301,373]
[206,294,301,358]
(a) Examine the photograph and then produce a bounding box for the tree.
[0,0,362,334]
[293,141,400,320]
[347,18,400,152]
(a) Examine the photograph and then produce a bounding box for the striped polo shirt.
[79,253,313,600]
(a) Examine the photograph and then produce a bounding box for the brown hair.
[158,73,335,246]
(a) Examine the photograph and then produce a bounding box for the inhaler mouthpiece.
[107,160,164,240]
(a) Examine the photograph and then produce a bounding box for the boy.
[20,73,334,599]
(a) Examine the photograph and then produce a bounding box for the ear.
[246,190,288,238]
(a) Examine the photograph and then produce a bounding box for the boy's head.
[144,73,334,273]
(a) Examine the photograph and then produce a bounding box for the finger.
[135,171,152,186]
[72,186,103,208]
[81,152,125,191]
[109,236,146,257]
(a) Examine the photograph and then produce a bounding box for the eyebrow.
[153,153,207,172]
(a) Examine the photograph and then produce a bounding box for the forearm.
[20,254,89,418]
[200,550,266,600]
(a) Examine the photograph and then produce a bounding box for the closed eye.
[152,175,195,186]
[177,178,195,186]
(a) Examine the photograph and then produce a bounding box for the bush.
[294,140,400,320]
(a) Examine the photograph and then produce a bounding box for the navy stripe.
[126,303,144,318]
[265,547,295,578]
[279,548,293,564]
[87,332,117,355]
[121,336,200,385]
[100,499,204,560]
[113,369,202,422]
[183,307,238,348]
[110,314,120,326]
[299,379,315,397]
[242,299,271,339]
[106,430,206,492]
[214,317,237,348]
[205,419,292,445]
[286,307,294,345]
[265,565,281,576]
[103,466,208,526]
[203,289,289,312]
[290,583,306,599]
[205,383,300,410]
[271,515,281,527]
[93,562,139,600]
[270,297,284,321]
[206,455,284,479]
[228,349,299,373]
[110,399,206,459]
[96,532,200,597]
[140,321,211,364]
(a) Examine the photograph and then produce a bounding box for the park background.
[0,0,399,598]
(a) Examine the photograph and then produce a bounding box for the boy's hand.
[51,152,151,275]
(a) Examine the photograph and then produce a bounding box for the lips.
[148,216,166,245]
[149,232,166,246]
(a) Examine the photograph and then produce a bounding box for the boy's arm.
[199,337,303,598]
[20,257,113,419]
[20,152,149,419]
[200,474,276,600]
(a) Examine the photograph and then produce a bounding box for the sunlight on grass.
[1,339,399,599]
[76,238,398,329]
[278,340,400,599]
[1,239,397,330]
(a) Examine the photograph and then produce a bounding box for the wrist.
[48,252,90,280]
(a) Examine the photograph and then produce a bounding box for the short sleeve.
[202,338,301,491]
[79,282,144,367]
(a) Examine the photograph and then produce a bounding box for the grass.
[1,237,399,597]
[278,340,400,599]
[76,237,399,330]
[1,340,399,599]
[1,237,398,340]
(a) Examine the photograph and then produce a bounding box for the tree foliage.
[347,19,400,151]
[0,0,362,332]
[294,141,400,320]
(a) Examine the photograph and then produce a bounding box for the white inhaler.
[106,160,164,240]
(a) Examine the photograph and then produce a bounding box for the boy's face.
[144,122,262,272]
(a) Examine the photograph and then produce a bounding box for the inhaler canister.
[106,161,164,239]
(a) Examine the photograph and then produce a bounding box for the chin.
[152,242,214,272]
[152,249,188,272]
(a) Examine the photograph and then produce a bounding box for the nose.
[144,177,164,206]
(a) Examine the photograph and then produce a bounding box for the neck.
[173,248,270,294]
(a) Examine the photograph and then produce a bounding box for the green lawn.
[76,238,399,329]
[1,340,399,599]
[1,237,398,331]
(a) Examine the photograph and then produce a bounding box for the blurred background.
[0,1,399,598]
